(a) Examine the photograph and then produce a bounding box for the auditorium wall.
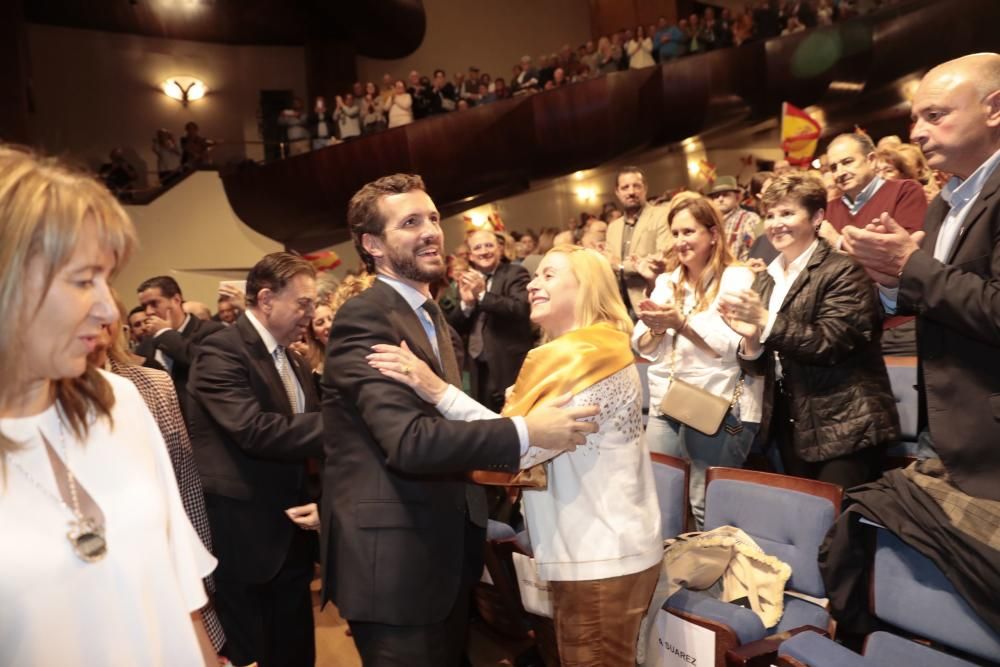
[25,24,307,183]
[355,0,591,88]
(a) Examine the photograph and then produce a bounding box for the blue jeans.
[645,412,759,530]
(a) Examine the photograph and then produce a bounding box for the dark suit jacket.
[186,314,323,583]
[138,315,224,412]
[898,165,1000,500]
[320,278,520,625]
[444,261,534,408]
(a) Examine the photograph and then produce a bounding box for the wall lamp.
[161,76,207,106]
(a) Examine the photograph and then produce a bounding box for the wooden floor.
[311,578,535,667]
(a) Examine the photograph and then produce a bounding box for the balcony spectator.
[308,96,335,149]
[753,0,781,39]
[700,7,722,50]
[386,80,413,128]
[580,39,598,71]
[687,14,706,54]
[477,83,496,104]
[351,81,364,98]
[551,67,568,88]
[334,93,362,139]
[278,99,311,157]
[512,55,539,94]
[538,54,557,88]
[98,148,138,198]
[152,129,182,185]
[379,73,395,107]
[180,121,215,168]
[718,8,736,47]
[412,75,437,118]
[493,77,510,100]
[655,20,688,60]
[431,69,457,112]
[627,25,655,68]
[360,82,386,134]
[817,0,835,25]
[781,16,806,35]
[595,37,619,75]
[461,66,480,101]
[480,72,494,92]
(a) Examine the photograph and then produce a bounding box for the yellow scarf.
[501,321,636,418]
[471,322,635,488]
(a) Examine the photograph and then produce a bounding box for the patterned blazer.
[108,358,225,651]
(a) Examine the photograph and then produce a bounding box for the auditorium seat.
[776,528,1000,666]
[661,468,843,664]
[650,452,690,539]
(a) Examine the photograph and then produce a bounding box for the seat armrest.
[726,625,828,667]
[777,629,868,667]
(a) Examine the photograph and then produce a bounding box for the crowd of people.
[2,48,998,667]
[275,0,903,150]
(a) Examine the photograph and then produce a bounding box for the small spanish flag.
[780,102,822,166]
[301,250,341,272]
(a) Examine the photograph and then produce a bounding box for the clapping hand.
[636,298,683,333]
[718,289,767,339]
[841,212,925,287]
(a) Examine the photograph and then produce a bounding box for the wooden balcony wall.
[220,0,1000,252]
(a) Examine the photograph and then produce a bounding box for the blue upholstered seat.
[662,469,840,652]
[779,630,867,666]
[650,453,689,539]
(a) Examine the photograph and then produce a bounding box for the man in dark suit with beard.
[187,253,324,667]
[446,228,534,412]
[320,174,598,666]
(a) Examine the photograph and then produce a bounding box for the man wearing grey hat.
[707,175,763,261]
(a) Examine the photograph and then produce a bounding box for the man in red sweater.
[822,132,928,354]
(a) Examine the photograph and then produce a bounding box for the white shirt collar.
[245,309,281,356]
[377,274,430,313]
[177,313,192,334]
[767,238,820,282]
[841,175,884,212]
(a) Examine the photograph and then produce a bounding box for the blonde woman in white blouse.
[368,245,662,666]
[633,195,763,528]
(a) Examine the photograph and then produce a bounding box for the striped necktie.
[274,346,301,414]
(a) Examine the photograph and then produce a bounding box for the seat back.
[650,452,690,538]
[885,356,919,441]
[703,468,842,598]
[872,529,1000,663]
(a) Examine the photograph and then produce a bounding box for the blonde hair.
[668,196,735,311]
[542,244,633,341]
[0,146,137,470]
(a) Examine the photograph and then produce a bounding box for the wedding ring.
[402,364,411,376]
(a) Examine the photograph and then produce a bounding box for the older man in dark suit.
[187,253,324,667]
[137,275,224,407]
[320,174,597,666]
[844,53,1000,500]
[446,228,534,412]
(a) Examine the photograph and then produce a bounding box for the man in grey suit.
[320,173,597,666]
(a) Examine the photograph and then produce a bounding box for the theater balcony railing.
[219,0,1000,252]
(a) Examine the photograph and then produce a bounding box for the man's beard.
[387,242,445,284]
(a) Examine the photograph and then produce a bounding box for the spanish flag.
[780,102,822,166]
[301,250,341,272]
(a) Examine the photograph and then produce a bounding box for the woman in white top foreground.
[368,245,662,667]
[0,146,217,666]
[633,195,762,528]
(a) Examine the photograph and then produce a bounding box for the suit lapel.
[236,315,294,415]
[921,194,949,258]
[373,280,446,379]
[946,167,1000,263]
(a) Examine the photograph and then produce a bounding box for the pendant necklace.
[9,414,108,563]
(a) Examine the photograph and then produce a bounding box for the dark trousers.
[347,519,484,667]
[214,529,317,667]
[773,385,883,490]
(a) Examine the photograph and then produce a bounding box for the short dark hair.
[347,173,427,273]
[615,166,646,189]
[245,252,316,306]
[434,68,446,77]
[137,275,182,299]
[128,304,145,319]
[761,172,827,219]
